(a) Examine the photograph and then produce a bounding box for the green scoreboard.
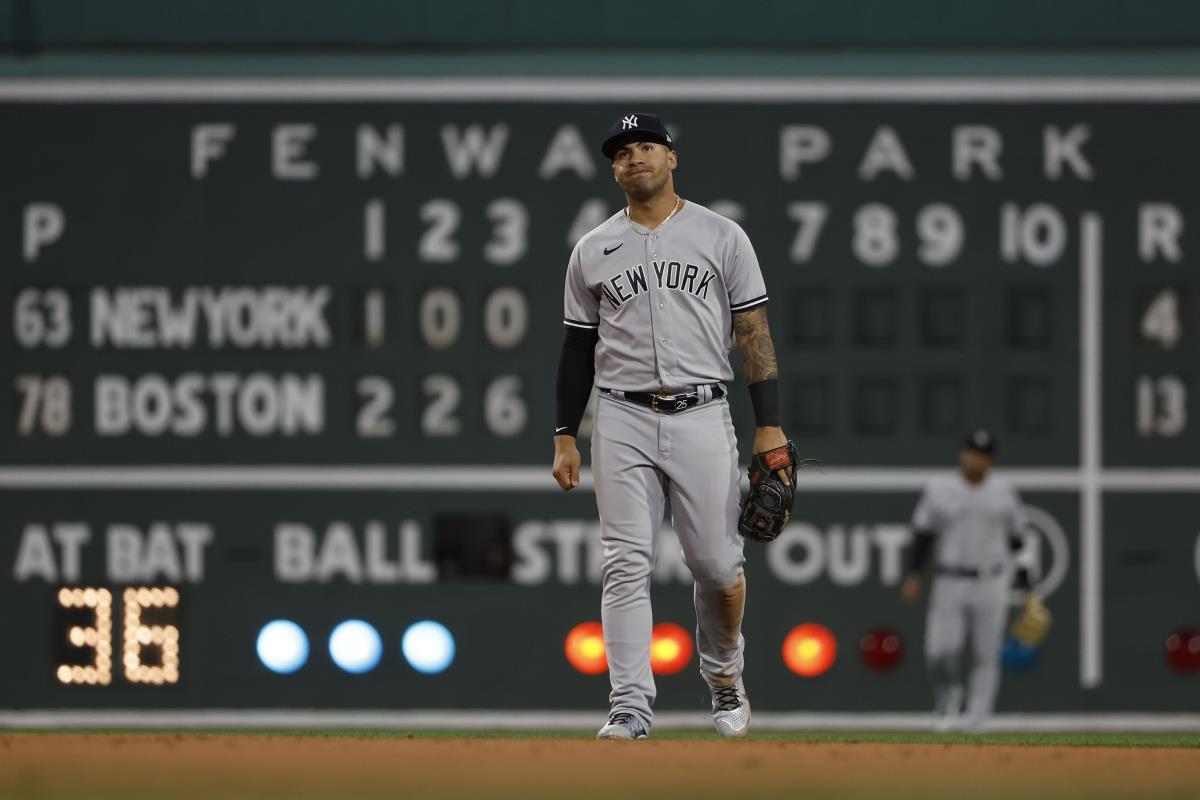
[2,79,1198,721]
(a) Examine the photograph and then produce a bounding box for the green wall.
[4,0,1200,49]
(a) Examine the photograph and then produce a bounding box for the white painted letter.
[357,124,404,178]
[273,124,319,180]
[191,123,235,178]
[1044,124,1093,180]
[858,126,914,181]
[538,125,594,179]
[1139,203,1183,263]
[779,126,830,180]
[23,203,65,262]
[952,125,1003,181]
[441,124,510,179]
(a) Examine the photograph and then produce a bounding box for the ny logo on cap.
[622,115,639,129]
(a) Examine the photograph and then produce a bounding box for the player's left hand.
[901,575,923,605]
[752,426,791,483]
[552,435,582,491]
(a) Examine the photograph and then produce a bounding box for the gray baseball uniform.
[912,473,1028,728]
[563,201,767,729]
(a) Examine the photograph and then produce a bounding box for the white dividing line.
[2,709,1199,732]
[2,466,1199,491]
[0,466,591,490]
[0,466,1091,491]
[1101,470,1200,490]
[1080,213,1104,690]
[2,466,1200,492]
[4,77,1200,103]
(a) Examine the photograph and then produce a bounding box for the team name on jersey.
[600,261,717,310]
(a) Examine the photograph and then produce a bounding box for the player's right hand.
[901,575,923,605]
[552,435,582,491]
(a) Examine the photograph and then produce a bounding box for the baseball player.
[550,112,793,740]
[901,430,1035,732]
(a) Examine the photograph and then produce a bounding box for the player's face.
[611,141,677,199]
[959,448,994,484]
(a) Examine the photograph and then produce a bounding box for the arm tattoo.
[732,306,779,383]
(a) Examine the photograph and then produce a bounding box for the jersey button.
[660,337,667,343]
[651,235,658,240]
[658,303,664,309]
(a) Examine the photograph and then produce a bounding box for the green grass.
[13,728,1200,747]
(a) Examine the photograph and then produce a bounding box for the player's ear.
[667,149,678,170]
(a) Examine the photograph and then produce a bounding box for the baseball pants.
[591,393,746,729]
[924,573,1009,728]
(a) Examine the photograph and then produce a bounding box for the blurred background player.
[901,430,1036,732]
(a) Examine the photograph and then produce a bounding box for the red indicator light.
[650,622,693,675]
[783,623,837,677]
[859,627,904,672]
[565,622,607,675]
[1165,628,1200,673]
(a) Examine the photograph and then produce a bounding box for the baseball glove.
[738,442,800,543]
[1010,593,1052,647]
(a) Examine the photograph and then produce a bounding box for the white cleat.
[710,679,751,738]
[932,714,959,733]
[596,712,649,740]
[932,686,964,733]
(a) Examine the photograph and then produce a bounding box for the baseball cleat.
[710,678,751,738]
[932,686,964,733]
[932,714,959,733]
[596,712,649,740]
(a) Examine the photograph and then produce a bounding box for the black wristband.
[747,378,780,427]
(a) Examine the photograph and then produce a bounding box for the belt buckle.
[650,394,660,412]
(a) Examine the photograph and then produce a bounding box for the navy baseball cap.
[963,429,998,456]
[601,112,675,159]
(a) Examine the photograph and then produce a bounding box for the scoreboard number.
[853,204,900,267]
[1137,374,1188,438]
[484,375,526,437]
[421,374,463,437]
[419,287,530,350]
[56,586,180,686]
[1140,288,1181,350]
[14,374,72,436]
[418,374,528,438]
[915,203,965,267]
[788,202,966,268]
[418,199,462,262]
[355,376,396,438]
[420,288,463,349]
[418,198,530,265]
[13,288,72,349]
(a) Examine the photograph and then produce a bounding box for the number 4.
[1141,288,1181,350]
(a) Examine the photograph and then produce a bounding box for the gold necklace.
[624,195,683,235]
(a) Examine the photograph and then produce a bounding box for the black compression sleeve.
[907,529,935,575]
[747,378,780,427]
[555,326,599,438]
[1010,531,1032,590]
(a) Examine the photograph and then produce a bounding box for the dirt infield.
[2,733,1199,800]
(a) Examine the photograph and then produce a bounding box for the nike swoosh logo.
[603,243,623,255]
[555,426,568,433]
